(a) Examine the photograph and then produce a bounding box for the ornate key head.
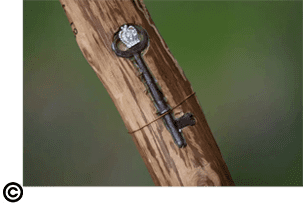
[112,24,149,58]
[119,25,141,48]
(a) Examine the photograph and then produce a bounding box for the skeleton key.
[112,24,195,148]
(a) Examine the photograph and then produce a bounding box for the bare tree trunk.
[59,0,235,186]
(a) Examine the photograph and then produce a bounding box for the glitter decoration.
[118,25,140,48]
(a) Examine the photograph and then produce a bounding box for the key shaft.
[133,53,187,147]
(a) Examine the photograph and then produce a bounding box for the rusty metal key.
[112,24,195,148]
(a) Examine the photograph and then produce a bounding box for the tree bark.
[59,0,235,186]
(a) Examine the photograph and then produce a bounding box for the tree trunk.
[59,0,235,186]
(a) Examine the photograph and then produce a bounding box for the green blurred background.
[24,0,302,186]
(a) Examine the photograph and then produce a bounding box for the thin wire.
[128,92,196,134]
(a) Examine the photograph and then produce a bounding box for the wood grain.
[59,0,235,186]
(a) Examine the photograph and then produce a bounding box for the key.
[112,24,195,148]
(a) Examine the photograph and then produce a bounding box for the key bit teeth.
[174,113,196,131]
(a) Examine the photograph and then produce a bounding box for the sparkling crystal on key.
[119,25,140,48]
